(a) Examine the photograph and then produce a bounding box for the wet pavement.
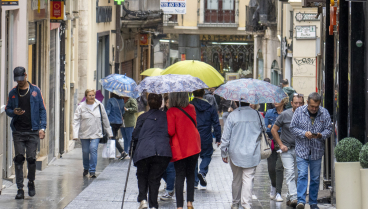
[0,145,111,209]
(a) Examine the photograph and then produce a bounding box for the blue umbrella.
[99,74,139,98]
[136,74,208,94]
[214,78,287,104]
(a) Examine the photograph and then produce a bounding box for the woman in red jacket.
[167,92,201,209]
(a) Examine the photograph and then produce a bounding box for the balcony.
[197,0,238,28]
[121,0,163,29]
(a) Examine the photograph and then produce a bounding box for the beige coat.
[73,100,113,140]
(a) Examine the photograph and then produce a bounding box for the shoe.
[287,199,298,207]
[194,185,198,189]
[150,208,157,209]
[310,204,320,209]
[296,203,305,209]
[269,186,276,199]
[160,192,174,201]
[15,189,24,199]
[275,193,283,202]
[231,203,239,209]
[198,173,207,186]
[28,181,36,197]
[201,186,207,190]
[90,173,97,178]
[83,169,88,176]
[138,200,148,209]
[252,195,257,199]
[187,206,194,209]
[118,152,128,160]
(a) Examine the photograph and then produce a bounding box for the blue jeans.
[81,139,100,173]
[121,127,134,154]
[195,143,214,186]
[296,156,322,205]
[162,162,176,192]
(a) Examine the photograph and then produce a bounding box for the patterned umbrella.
[214,78,288,104]
[99,74,139,98]
[136,74,208,94]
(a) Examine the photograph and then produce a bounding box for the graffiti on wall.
[293,58,316,76]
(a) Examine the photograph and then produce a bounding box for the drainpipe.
[280,2,284,82]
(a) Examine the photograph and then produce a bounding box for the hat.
[14,67,26,81]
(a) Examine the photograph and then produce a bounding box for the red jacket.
[167,104,201,162]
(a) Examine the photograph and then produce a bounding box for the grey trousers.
[13,131,39,189]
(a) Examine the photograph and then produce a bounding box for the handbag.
[175,107,196,127]
[98,104,109,144]
[255,110,272,159]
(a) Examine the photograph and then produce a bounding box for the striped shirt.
[290,105,332,160]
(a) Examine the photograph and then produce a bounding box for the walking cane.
[121,147,134,209]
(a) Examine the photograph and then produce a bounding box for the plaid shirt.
[290,105,332,160]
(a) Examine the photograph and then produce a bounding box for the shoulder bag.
[175,107,196,127]
[255,110,272,159]
[99,104,109,144]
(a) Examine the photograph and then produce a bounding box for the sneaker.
[28,181,36,197]
[275,193,283,202]
[310,204,320,209]
[138,200,148,209]
[269,186,276,199]
[201,186,207,190]
[194,185,198,189]
[83,169,88,176]
[252,195,257,200]
[15,189,24,199]
[287,199,298,207]
[118,152,128,160]
[90,173,97,178]
[296,203,305,209]
[231,203,239,209]
[160,192,174,201]
[198,173,207,186]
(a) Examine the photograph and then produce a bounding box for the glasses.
[294,93,304,97]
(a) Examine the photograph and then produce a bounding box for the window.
[207,0,218,10]
[223,0,234,10]
[271,61,280,85]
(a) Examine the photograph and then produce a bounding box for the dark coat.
[132,109,172,165]
[190,98,222,144]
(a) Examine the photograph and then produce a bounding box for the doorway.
[96,34,110,105]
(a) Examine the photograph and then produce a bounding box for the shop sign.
[160,0,186,14]
[139,34,149,46]
[295,12,320,22]
[200,35,253,42]
[2,0,19,6]
[181,54,186,61]
[296,25,316,40]
[50,0,64,22]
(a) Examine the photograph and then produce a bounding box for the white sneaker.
[231,203,239,209]
[275,193,283,202]
[201,186,207,190]
[269,186,276,199]
[160,192,173,201]
[138,200,148,209]
[252,195,257,199]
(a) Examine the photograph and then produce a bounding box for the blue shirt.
[220,106,266,168]
[105,98,125,125]
[264,108,282,138]
[290,105,333,160]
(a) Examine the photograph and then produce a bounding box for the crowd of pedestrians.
[5,66,333,209]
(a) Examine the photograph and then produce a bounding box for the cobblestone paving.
[65,145,335,209]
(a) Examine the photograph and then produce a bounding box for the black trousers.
[174,154,199,208]
[136,156,171,208]
[13,131,39,189]
[111,124,125,154]
[267,149,284,194]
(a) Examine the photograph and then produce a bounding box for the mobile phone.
[14,107,22,112]
[311,133,318,136]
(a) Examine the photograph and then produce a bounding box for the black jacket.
[190,98,222,144]
[218,99,237,113]
[132,109,172,165]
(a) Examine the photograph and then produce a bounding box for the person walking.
[221,101,265,209]
[5,67,47,199]
[160,95,176,201]
[131,94,172,209]
[281,79,296,109]
[258,78,275,114]
[73,89,113,178]
[218,98,237,125]
[271,94,305,207]
[264,98,288,202]
[167,92,201,209]
[121,96,138,155]
[203,89,218,110]
[105,93,128,160]
[290,92,332,209]
[190,89,221,189]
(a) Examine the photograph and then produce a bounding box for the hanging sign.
[160,0,186,14]
[50,0,64,22]
[295,13,320,22]
[2,0,19,6]
[296,25,316,40]
[139,34,149,46]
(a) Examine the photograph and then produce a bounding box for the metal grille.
[96,6,112,23]
[198,0,238,27]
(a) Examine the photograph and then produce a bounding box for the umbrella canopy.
[99,74,139,98]
[161,60,224,88]
[214,78,288,104]
[136,74,208,94]
[79,90,105,104]
[140,68,163,77]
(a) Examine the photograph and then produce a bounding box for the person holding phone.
[5,67,47,199]
[290,93,333,209]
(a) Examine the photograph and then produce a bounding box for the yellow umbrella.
[161,60,224,87]
[140,68,163,77]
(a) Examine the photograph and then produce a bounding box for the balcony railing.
[197,0,238,27]
[163,14,178,27]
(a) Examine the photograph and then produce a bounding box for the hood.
[283,87,295,94]
[204,89,212,95]
[191,98,212,112]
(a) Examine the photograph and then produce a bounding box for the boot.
[15,189,24,199]
[28,181,36,197]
